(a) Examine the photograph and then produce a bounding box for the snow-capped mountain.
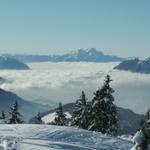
[0,124,132,150]
[30,102,144,135]
[114,58,150,73]
[0,56,29,70]
[5,48,124,62]
[51,48,124,62]
[0,88,49,121]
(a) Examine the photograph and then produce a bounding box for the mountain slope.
[32,102,144,135]
[114,58,150,73]
[42,112,72,124]
[0,56,29,70]
[0,88,49,121]
[0,77,9,84]
[0,125,132,150]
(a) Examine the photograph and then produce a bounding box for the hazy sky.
[0,0,149,57]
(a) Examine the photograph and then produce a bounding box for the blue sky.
[0,0,149,57]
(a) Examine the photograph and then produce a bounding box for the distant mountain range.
[5,48,124,62]
[0,88,50,121]
[114,58,150,73]
[51,48,124,62]
[0,56,30,70]
[30,102,144,135]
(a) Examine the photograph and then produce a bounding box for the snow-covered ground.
[0,125,132,150]
[42,112,72,124]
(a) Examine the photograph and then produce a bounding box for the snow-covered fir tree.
[132,119,150,150]
[140,108,150,128]
[35,112,43,124]
[88,75,118,135]
[9,101,23,124]
[131,130,146,150]
[132,109,150,149]
[0,111,6,120]
[139,109,150,149]
[0,111,6,124]
[71,91,88,129]
[142,120,150,149]
[146,109,150,120]
[53,102,67,126]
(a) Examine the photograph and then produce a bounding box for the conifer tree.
[146,109,150,120]
[88,75,118,134]
[138,108,150,149]
[9,101,23,124]
[35,112,43,124]
[0,111,5,120]
[137,119,150,150]
[140,109,150,127]
[53,102,67,126]
[0,111,6,124]
[71,91,88,129]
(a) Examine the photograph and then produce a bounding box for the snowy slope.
[0,88,50,121]
[32,103,143,135]
[0,125,132,150]
[42,112,72,124]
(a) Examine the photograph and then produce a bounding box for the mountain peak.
[87,48,104,55]
[87,48,99,52]
[114,58,150,73]
[77,48,103,55]
[0,56,30,70]
[77,48,87,54]
[78,48,102,53]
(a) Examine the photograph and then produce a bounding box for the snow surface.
[130,130,150,150]
[42,112,72,124]
[132,130,144,146]
[0,125,132,150]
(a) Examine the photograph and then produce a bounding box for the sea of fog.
[0,62,150,114]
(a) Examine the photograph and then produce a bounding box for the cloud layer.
[0,62,150,114]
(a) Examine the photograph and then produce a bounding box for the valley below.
[0,62,149,114]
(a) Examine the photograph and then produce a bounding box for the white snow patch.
[0,124,132,150]
[42,112,72,124]
[132,130,144,145]
[130,130,145,150]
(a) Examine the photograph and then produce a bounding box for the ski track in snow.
[0,125,132,150]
